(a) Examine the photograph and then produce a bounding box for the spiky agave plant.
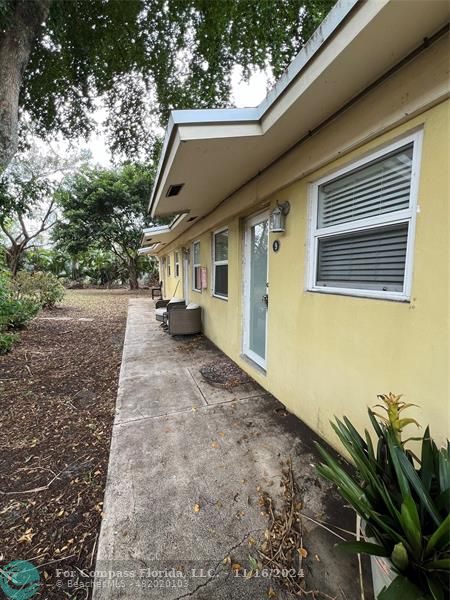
[315,395,450,599]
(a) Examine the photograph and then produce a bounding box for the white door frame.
[243,210,270,369]
[182,250,190,303]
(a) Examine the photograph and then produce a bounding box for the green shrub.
[11,271,65,308]
[0,271,40,356]
[316,394,450,599]
[0,332,19,355]
[0,297,40,329]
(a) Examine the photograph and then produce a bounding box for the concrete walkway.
[93,299,372,599]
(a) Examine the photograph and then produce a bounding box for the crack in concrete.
[186,367,208,405]
[114,395,260,427]
[172,528,262,600]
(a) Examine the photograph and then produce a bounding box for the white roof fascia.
[148,0,360,216]
[142,213,189,245]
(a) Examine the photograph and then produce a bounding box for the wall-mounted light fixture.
[269,201,290,233]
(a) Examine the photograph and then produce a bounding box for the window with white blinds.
[308,133,422,300]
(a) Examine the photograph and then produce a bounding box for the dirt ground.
[0,289,146,599]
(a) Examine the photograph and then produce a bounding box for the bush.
[316,394,450,599]
[11,271,65,308]
[0,271,41,354]
[0,332,19,355]
[0,297,40,329]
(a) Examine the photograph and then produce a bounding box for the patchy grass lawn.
[0,289,146,598]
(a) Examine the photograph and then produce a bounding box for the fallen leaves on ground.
[200,358,253,388]
[254,458,334,599]
[0,289,145,599]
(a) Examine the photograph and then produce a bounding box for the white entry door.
[243,211,269,369]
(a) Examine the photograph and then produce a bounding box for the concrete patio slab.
[116,368,206,423]
[93,299,373,600]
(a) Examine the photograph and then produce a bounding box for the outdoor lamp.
[269,201,290,233]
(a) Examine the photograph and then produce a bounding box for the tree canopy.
[0,144,87,274]
[0,0,336,169]
[53,163,153,289]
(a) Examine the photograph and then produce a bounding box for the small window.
[167,255,171,277]
[192,241,201,291]
[175,252,180,277]
[213,228,228,298]
[308,133,421,300]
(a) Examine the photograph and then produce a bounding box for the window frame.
[192,241,201,292]
[167,254,171,277]
[212,227,229,300]
[175,251,180,277]
[306,131,423,302]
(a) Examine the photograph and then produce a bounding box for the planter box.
[360,519,397,598]
[369,554,397,598]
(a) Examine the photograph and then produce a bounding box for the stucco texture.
[159,98,449,453]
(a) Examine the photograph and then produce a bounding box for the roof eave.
[147,0,360,217]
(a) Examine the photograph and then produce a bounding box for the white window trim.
[192,240,201,292]
[167,255,171,277]
[306,130,423,302]
[212,227,229,300]
[175,252,180,278]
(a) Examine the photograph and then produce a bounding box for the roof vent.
[166,183,184,197]
[187,216,197,222]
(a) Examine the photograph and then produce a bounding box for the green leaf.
[435,489,450,513]
[386,431,411,499]
[426,559,450,570]
[365,429,376,463]
[399,496,422,558]
[315,443,367,502]
[424,515,450,556]
[368,407,383,438]
[378,575,429,600]
[396,449,441,526]
[337,540,389,556]
[343,415,367,451]
[438,449,450,493]
[391,542,409,570]
[420,427,434,493]
[427,575,446,600]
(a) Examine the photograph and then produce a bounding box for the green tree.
[53,164,152,289]
[0,0,336,171]
[0,144,87,275]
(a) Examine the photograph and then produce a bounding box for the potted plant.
[315,393,449,599]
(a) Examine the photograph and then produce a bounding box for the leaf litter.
[253,458,337,599]
[0,289,145,598]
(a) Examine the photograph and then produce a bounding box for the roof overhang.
[138,246,159,256]
[140,213,193,253]
[147,0,450,249]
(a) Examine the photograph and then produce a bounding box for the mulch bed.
[0,289,144,598]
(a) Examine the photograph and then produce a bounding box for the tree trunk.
[5,243,22,276]
[0,0,52,173]
[128,258,139,290]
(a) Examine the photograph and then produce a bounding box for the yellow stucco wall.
[162,251,185,299]
[158,49,449,452]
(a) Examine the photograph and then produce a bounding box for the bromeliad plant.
[315,393,450,599]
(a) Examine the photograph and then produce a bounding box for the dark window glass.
[214,265,228,297]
